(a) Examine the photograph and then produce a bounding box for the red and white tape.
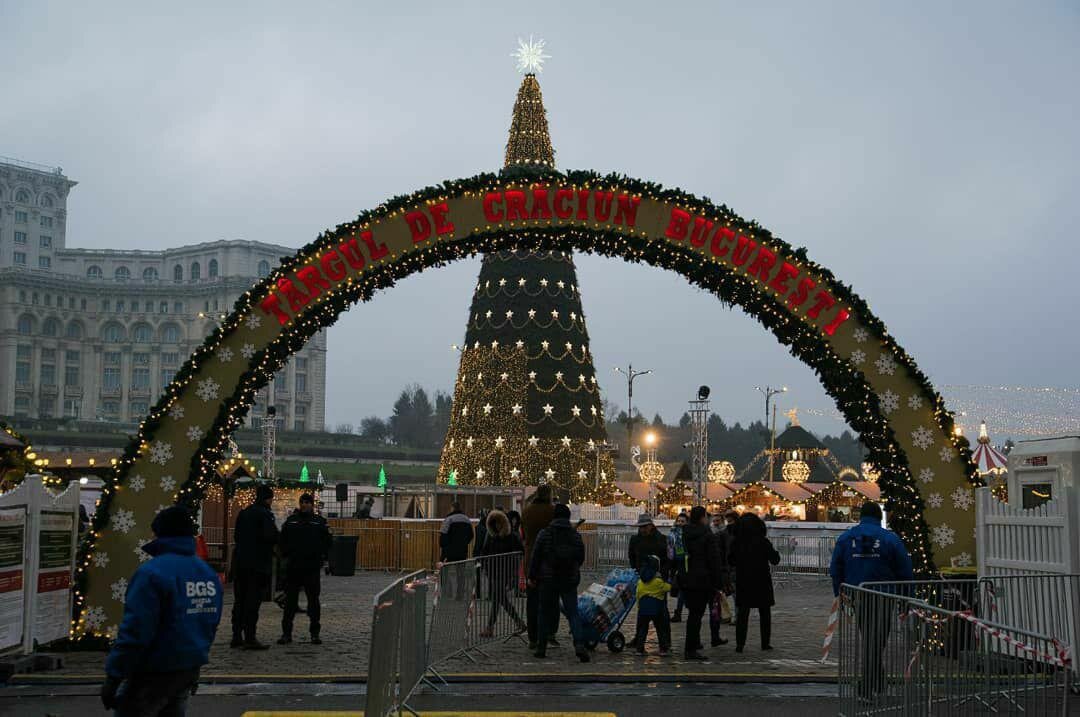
[821,597,839,663]
[954,611,1072,669]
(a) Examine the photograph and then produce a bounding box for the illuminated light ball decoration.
[781,459,811,484]
[707,460,736,484]
[73,170,980,637]
[861,462,881,484]
[639,460,666,484]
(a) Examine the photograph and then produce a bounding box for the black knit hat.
[689,506,708,523]
[151,506,196,538]
[255,484,274,502]
[553,503,571,520]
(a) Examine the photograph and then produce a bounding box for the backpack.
[550,528,578,574]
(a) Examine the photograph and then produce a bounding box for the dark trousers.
[537,582,581,651]
[526,584,559,643]
[487,583,524,629]
[634,608,671,650]
[673,590,685,616]
[735,605,772,648]
[232,568,270,643]
[114,668,199,717]
[683,589,708,654]
[281,569,322,638]
[856,600,893,695]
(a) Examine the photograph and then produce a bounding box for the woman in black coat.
[727,512,780,652]
[479,510,526,637]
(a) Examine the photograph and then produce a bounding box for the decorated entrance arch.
[72,169,980,638]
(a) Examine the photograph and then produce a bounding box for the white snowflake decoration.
[931,523,956,548]
[111,508,136,534]
[928,492,944,509]
[951,487,974,511]
[907,395,924,411]
[240,343,256,359]
[850,349,866,365]
[245,313,262,330]
[939,446,954,463]
[128,474,145,492]
[953,552,973,567]
[159,475,176,493]
[853,328,869,343]
[84,605,107,629]
[135,539,153,563]
[110,577,129,602]
[918,467,935,484]
[149,440,173,466]
[512,36,551,74]
[92,551,110,568]
[168,403,185,421]
[874,354,897,376]
[218,347,234,363]
[879,390,900,414]
[911,426,935,450]
[195,377,220,402]
[106,624,119,640]
[186,425,204,443]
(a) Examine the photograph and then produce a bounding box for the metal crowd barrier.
[772,535,835,580]
[838,581,1071,716]
[365,553,527,717]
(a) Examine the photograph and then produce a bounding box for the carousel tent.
[971,421,1008,476]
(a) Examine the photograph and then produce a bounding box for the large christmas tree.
[437,70,615,502]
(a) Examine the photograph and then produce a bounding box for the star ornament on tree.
[512,36,551,75]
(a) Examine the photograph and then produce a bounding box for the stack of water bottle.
[576,568,638,634]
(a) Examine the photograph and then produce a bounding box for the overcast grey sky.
[4,2,1077,435]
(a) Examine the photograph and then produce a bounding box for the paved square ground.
[35,571,836,680]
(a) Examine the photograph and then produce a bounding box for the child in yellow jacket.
[634,555,672,655]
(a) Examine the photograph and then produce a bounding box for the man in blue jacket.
[830,501,913,698]
[102,506,223,716]
[830,501,914,595]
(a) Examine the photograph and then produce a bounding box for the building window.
[63,398,80,419]
[38,396,54,418]
[160,368,175,387]
[14,231,27,244]
[15,211,28,224]
[173,301,183,314]
[40,194,54,208]
[15,189,30,203]
[130,401,149,418]
[157,301,166,314]
[45,294,52,306]
[80,298,86,310]
[17,315,33,334]
[296,357,308,371]
[19,290,27,303]
[190,262,201,281]
[130,300,137,314]
[31,292,38,305]
[132,352,150,365]
[161,324,180,343]
[274,373,287,392]
[68,297,75,309]
[103,324,125,343]
[16,345,31,383]
[105,351,121,365]
[132,324,152,343]
[102,401,120,420]
[115,266,130,281]
[87,265,103,279]
[142,267,158,282]
[145,301,153,313]
[13,252,26,265]
[40,235,52,248]
[296,373,307,393]
[14,397,30,418]
[64,351,80,385]
[40,216,53,229]
[42,317,60,336]
[66,321,83,339]
[39,256,51,269]
[116,300,125,312]
[173,264,183,282]
[103,366,121,390]
[208,258,219,278]
[40,362,56,386]
[101,299,110,312]
[132,366,150,389]
[258,260,270,277]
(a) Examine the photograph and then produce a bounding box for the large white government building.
[0,157,326,430]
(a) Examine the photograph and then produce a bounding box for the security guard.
[102,506,222,716]
[277,492,332,644]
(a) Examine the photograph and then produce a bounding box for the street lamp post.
[754,385,787,430]
[614,365,651,450]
